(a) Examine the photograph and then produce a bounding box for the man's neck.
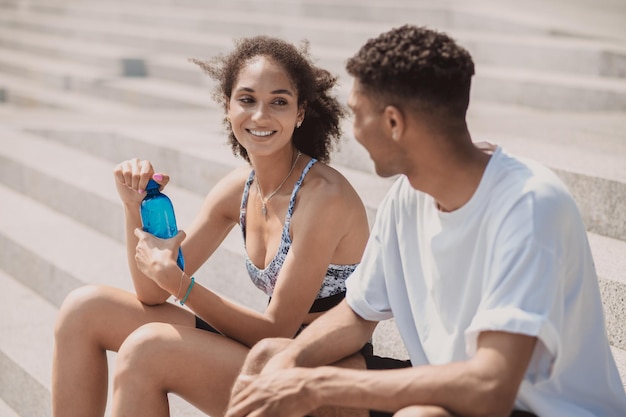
[407,140,494,213]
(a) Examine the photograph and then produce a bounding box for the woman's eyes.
[237,96,289,106]
[238,96,254,104]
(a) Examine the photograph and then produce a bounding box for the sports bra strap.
[285,158,317,222]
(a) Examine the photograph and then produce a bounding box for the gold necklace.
[255,151,301,216]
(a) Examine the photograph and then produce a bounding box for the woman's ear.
[298,101,307,121]
[384,105,404,141]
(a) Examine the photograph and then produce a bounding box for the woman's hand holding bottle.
[133,228,186,292]
[113,158,170,205]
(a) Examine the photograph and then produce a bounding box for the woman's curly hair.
[346,25,475,118]
[190,36,346,163]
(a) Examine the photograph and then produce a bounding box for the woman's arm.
[183,166,369,347]
[114,159,171,303]
[114,159,241,305]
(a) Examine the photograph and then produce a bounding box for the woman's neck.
[251,147,301,199]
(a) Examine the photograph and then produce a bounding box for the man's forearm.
[305,361,484,415]
[304,331,537,417]
[284,300,377,369]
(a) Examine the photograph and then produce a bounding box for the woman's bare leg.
[393,406,454,417]
[52,284,195,417]
[111,323,250,417]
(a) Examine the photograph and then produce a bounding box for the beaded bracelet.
[180,277,195,306]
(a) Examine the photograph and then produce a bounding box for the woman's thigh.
[116,322,250,416]
[56,284,195,352]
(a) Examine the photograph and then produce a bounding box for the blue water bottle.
[140,179,185,270]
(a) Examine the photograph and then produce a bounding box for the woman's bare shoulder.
[297,161,367,222]
[305,162,362,201]
[293,160,369,261]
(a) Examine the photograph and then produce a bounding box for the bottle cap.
[146,179,160,191]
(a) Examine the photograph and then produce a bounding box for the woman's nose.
[251,103,270,123]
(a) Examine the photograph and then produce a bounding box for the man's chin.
[372,163,397,179]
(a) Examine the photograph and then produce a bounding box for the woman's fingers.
[113,158,156,193]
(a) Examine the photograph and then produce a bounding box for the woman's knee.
[54,284,114,341]
[393,405,451,417]
[114,322,175,385]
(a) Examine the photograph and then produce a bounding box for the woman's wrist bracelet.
[173,270,185,303]
[180,276,195,306]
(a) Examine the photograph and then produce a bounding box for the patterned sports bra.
[240,158,358,312]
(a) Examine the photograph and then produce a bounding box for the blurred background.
[0,0,625,415]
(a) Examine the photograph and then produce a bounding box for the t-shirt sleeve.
[345,182,400,322]
[345,232,393,321]
[465,193,566,383]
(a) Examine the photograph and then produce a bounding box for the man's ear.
[384,105,404,141]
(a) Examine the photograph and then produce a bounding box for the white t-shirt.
[346,147,626,416]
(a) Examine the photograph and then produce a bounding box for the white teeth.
[249,130,274,137]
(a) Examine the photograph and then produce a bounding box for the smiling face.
[226,56,304,158]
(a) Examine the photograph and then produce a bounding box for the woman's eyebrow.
[235,87,293,96]
[271,89,294,96]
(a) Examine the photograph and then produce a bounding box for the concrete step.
[472,66,626,111]
[0,256,203,417]
[0,269,54,417]
[0,8,232,57]
[0,398,21,417]
[0,48,113,89]
[26,0,622,43]
[2,6,626,111]
[0,0,550,37]
[3,0,626,78]
[0,73,138,113]
[0,47,217,109]
[0,26,148,76]
[125,0,626,41]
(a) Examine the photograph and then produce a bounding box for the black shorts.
[361,351,537,417]
[195,316,222,334]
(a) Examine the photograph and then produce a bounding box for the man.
[225,25,626,417]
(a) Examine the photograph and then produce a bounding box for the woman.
[51,35,369,417]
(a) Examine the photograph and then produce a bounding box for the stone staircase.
[0,0,625,416]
